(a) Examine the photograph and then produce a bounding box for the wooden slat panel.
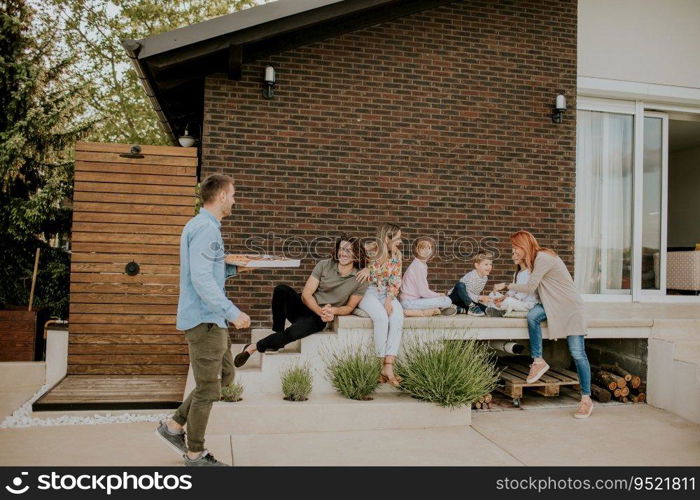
[74,191,195,206]
[71,254,180,265]
[68,365,189,375]
[75,181,194,196]
[74,161,194,177]
[76,141,197,157]
[70,293,179,305]
[75,151,197,167]
[70,334,184,344]
[36,375,186,404]
[71,242,180,255]
[0,320,35,331]
[72,222,183,236]
[69,283,179,295]
[69,354,189,365]
[73,212,190,225]
[71,262,179,275]
[69,324,181,334]
[70,303,176,315]
[69,314,176,325]
[70,274,179,284]
[72,232,181,245]
[0,310,37,320]
[75,170,194,187]
[73,201,194,216]
[69,344,188,355]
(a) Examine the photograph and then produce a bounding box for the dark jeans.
[256,284,327,352]
[448,281,487,312]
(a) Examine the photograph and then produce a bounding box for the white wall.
[668,145,700,247]
[578,0,700,89]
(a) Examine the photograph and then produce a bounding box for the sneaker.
[526,360,550,384]
[234,344,252,368]
[456,306,466,314]
[467,305,485,317]
[155,420,187,456]
[485,307,505,317]
[574,399,594,419]
[440,304,458,316]
[183,450,228,467]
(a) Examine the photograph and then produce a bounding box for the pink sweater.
[399,258,442,301]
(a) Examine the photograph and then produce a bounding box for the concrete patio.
[1,403,698,466]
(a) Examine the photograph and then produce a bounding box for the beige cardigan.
[509,251,586,339]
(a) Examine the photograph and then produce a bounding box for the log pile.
[591,364,645,403]
[472,392,494,410]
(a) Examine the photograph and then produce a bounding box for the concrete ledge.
[206,392,470,434]
[0,362,45,392]
[335,316,652,338]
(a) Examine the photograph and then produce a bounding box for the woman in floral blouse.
[357,222,404,387]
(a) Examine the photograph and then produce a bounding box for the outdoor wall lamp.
[178,122,196,147]
[262,66,276,99]
[552,94,567,124]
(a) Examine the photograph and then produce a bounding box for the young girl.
[357,223,404,387]
[400,238,457,317]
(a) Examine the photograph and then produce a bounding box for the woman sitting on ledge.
[506,230,593,419]
[234,235,368,367]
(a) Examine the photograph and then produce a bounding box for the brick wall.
[201,0,578,342]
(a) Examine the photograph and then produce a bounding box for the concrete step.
[206,392,470,435]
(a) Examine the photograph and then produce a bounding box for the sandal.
[381,360,402,388]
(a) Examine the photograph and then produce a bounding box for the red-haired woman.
[506,230,593,418]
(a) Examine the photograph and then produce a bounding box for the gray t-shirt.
[311,259,368,307]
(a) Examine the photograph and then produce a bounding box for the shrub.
[221,381,244,402]
[281,363,313,401]
[323,342,382,400]
[395,335,499,408]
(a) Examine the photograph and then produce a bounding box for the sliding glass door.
[575,98,669,299]
[575,108,634,294]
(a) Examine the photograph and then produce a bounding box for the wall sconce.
[262,65,276,99]
[178,122,196,147]
[551,94,567,124]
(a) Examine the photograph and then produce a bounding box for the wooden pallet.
[496,363,580,406]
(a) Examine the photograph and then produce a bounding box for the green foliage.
[395,336,500,409]
[280,363,313,402]
[38,0,260,145]
[221,380,244,402]
[0,0,94,317]
[323,343,382,401]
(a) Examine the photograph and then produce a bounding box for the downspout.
[121,39,179,146]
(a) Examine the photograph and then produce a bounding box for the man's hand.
[225,254,251,266]
[320,304,335,323]
[493,282,507,292]
[355,268,371,283]
[232,312,251,329]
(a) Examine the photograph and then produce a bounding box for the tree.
[38,0,260,145]
[0,0,95,317]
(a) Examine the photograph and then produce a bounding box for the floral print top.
[368,251,402,298]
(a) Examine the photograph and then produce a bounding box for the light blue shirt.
[176,207,240,331]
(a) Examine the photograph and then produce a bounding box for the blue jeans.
[526,304,591,396]
[448,282,487,312]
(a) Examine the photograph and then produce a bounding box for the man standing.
[156,174,250,466]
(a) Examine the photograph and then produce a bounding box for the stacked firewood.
[472,393,493,410]
[590,363,646,403]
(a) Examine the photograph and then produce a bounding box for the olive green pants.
[172,323,234,453]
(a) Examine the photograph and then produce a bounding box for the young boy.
[448,253,505,316]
